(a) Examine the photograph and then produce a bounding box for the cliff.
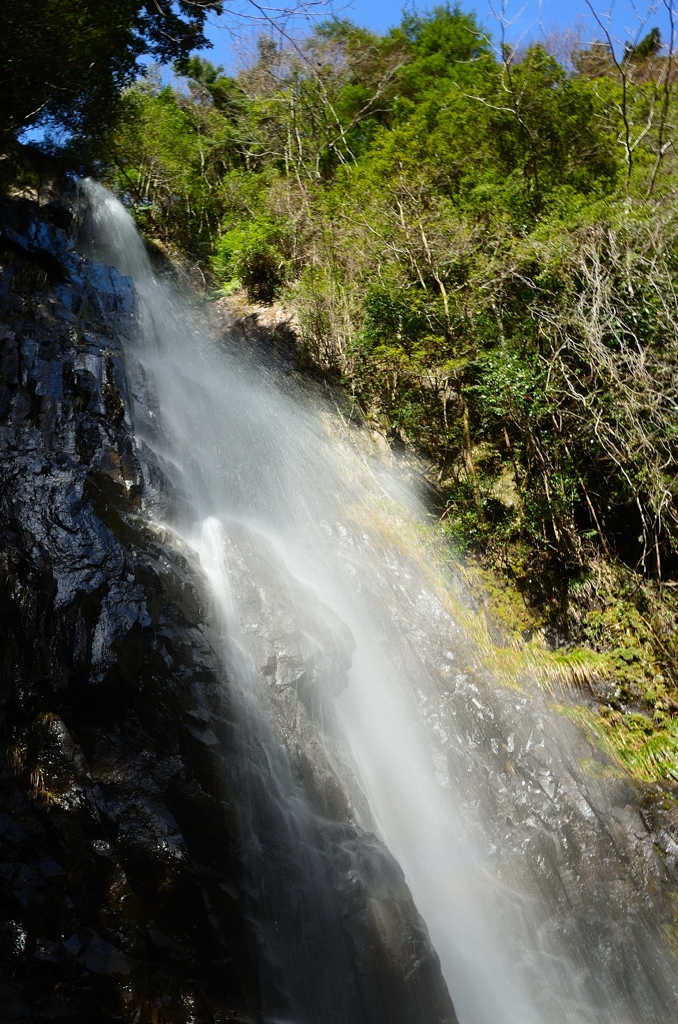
[0,192,262,1021]
[0,193,456,1024]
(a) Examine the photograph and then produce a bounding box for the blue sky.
[202,0,672,71]
[20,0,670,143]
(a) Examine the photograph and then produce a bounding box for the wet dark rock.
[78,934,130,976]
[218,523,456,1023]
[0,195,457,1024]
[0,194,258,1023]
[351,537,678,1018]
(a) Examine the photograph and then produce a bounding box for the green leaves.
[0,0,221,139]
[92,6,678,591]
[212,215,290,303]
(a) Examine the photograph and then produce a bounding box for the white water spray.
[79,180,678,1024]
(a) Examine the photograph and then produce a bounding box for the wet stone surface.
[0,195,258,1023]
[0,195,458,1024]
[329,521,678,1021]
[211,522,457,1024]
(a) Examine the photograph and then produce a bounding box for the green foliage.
[563,704,678,782]
[94,5,678,604]
[394,3,494,99]
[99,77,248,260]
[175,56,250,119]
[625,26,662,63]
[212,215,290,302]
[0,0,221,141]
[11,1,678,773]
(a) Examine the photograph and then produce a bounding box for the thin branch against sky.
[188,0,678,75]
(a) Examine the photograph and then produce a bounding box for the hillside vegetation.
[11,3,678,778]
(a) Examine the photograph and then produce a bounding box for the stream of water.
[79,180,678,1023]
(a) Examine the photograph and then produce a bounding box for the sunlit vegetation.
[6,1,678,778]
[95,7,678,577]
[353,487,678,783]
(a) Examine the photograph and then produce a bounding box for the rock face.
[0,195,259,1022]
[0,195,457,1024]
[211,523,457,1024]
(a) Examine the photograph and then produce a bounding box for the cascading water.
[78,179,678,1023]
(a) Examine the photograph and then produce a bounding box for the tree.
[624,26,662,63]
[0,0,225,141]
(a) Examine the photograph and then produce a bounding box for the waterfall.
[78,179,678,1024]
